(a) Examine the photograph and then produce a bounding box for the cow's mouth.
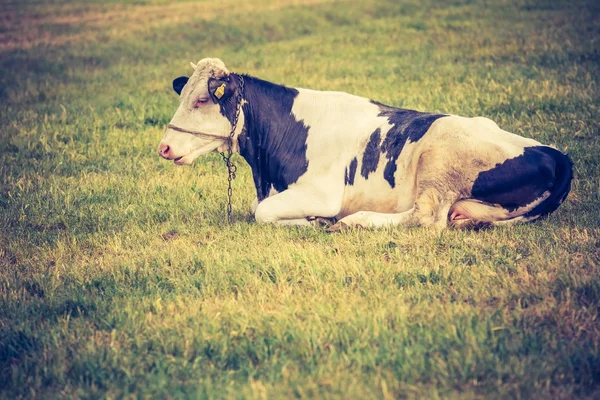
[172,153,196,165]
[169,141,223,166]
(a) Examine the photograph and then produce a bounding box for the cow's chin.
[173,140,223,165]
[173,155,194,165]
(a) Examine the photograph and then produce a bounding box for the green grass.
[1,0,599,398]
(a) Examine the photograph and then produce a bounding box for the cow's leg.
[254,186,341,226]
[327,209,416,231]
[250,187,279,215]
[266,217,314,226]
[328,188,458,231]
[250,197,316,226]
[254,217,335,227]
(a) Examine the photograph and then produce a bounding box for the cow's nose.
[158,143,171,159]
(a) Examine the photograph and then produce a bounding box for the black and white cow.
[157,58,572,230]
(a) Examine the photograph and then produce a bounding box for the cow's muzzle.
[157,143,173,159]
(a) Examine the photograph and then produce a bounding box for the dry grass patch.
[0,0,341,51]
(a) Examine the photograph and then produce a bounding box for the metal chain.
[220,75,244,223]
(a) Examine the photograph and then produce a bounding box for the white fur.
[157,58,239,164]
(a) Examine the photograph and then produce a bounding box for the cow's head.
[157,58,239,165]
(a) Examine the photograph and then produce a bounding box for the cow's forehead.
[186,58,229,90]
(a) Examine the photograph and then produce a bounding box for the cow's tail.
[449,147,573,228]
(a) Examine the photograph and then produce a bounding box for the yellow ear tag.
[214,83,226,99]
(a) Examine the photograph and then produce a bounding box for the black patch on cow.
[522,147,573,219]
[214,76,241,125]
[373,101,447,188]
[345,157,358,186]
[361,129,381,179]
[471,146,566,213]
[229,74,309,201]
[173,76,189,96]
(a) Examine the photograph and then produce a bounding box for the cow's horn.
[189,61,197,70]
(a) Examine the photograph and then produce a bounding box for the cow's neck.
[234,75,310,201]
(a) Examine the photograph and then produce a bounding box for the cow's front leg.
[254,186,341,226]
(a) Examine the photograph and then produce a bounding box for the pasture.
[1,0,599,398]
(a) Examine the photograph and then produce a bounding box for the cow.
[157,58,573,231]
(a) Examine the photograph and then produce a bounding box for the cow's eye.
[194,98,209,108]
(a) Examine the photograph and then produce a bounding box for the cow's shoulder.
[239,76,310,198]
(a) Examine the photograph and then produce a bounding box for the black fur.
[173,76,189,96]
[361,129,381,179]
[208,77,237,104]
[215,75,241,124]
[374,102,447,188]
[345,157,358,186]
[230,75,310,201]
[522,147,573,219]
[472,146,572,214]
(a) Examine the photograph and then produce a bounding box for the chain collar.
[219,74,244,223]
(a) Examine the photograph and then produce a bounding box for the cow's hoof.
[326,221,351,232]
[313,217,336,228]
[306,216,336,228]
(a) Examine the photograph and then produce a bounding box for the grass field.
[1,0,599,398]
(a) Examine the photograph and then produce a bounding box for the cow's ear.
[173,76,189,96]
[208,77,234,103]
